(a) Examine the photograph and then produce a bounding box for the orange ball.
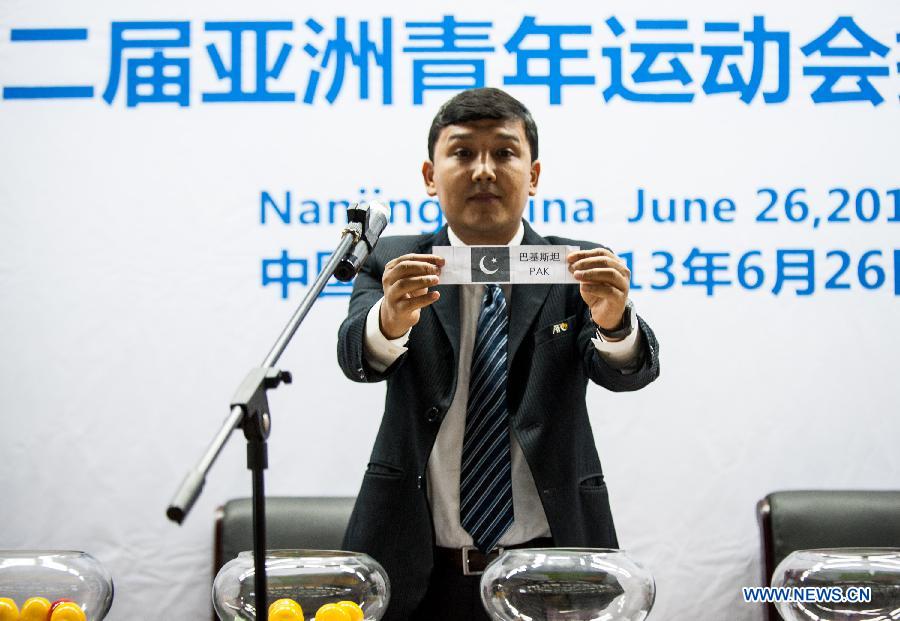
[269,598,305,621]
[0,598,20,621]
[19,597,51,621]
[49,599,73,616]
[314,603,351,621]
[50,602,87,621]
[335,601,364,621]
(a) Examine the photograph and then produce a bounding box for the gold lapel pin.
[551,321,569,334]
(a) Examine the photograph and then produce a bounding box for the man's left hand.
[567,248,630,331]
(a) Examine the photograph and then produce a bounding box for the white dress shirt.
[362,223,642,547]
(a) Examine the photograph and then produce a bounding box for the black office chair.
[757,490,900,621]
[212,496,356,621]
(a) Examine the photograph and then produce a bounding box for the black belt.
[434,537,555,576]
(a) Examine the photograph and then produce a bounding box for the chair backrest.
[757,490,900,621]
[213,496,356,577]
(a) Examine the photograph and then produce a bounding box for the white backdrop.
[1,1,898,619]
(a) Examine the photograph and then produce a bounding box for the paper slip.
[433,245,580,285]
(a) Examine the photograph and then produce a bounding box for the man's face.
[423,118,540,245]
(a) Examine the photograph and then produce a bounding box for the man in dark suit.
[337,88,660,620]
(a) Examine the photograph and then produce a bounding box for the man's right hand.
[379,253,445,339]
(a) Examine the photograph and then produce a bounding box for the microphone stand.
[166,204,379,621]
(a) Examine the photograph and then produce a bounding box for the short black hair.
[427,87,539,162]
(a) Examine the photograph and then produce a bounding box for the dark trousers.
[412,557,492,621]
[412,538,554,620]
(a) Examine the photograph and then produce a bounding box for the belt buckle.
[461,545,503,576]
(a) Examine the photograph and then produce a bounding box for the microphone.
[334,201,390,281]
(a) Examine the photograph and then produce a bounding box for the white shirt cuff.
[364,298,411,373]
[590,308,642,370]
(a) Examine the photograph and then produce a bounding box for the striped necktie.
[460,284,514,554]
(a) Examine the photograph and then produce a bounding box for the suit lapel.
[421,226,461,365]
[508,221,552,364]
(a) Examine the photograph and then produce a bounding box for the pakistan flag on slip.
[431,245,580,285]
[471,246,511,283]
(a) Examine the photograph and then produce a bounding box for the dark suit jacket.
[337,221,660,620]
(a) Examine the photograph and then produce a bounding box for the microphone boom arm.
[165,208,375,621]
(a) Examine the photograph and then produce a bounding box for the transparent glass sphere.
[772,548,900,621]
[212,549,390,620]
[480,548,655,621]
[0,550,114,620]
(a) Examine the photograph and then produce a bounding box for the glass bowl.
[480,548,655,621]
[772,548,900,621]
[0,550,114,620]
[212,549,390,620]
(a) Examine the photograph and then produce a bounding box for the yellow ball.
[20,597,51,621]
[0,598,20,621]
[50,602,87,621]
[335,601,364,621]
[268,598,304,621]
[314,603,351,621]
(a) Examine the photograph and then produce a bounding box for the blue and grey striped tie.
[460,284,514,554]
